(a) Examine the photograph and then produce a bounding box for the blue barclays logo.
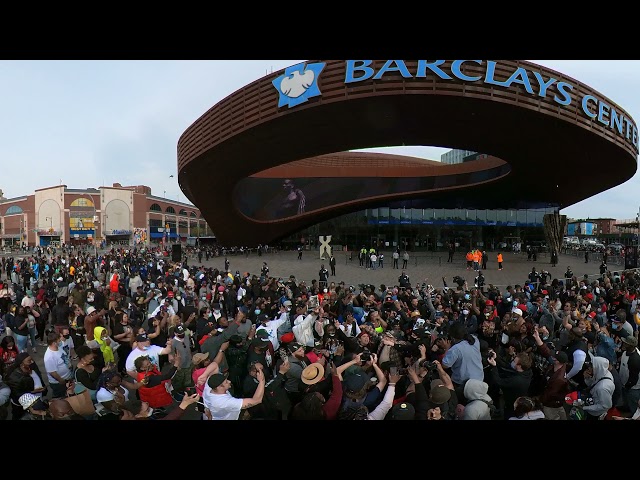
[272,62,326,109]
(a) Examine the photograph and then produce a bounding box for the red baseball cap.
[280,332,295,344]
[518,304,528,312]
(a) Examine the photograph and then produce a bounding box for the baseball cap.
[207,373,227,390]
[283,300,292,308]
[343,369,369,393]
[136,333,149,343]
[429,379,452,405]
[192,352,210,365]
[512,308,523,317]
[174,325,185,335]
[390,402,415,420]
[287,342,304,354]
[553,351,569,364]
[19,393,39,411]
[255,329,270,340]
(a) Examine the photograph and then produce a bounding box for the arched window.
[179,209,187,216]
[150,203,162,212]
[166,206,176,214]
[5,205,23,215]
[190,212,197,218]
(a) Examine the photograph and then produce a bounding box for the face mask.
[141,345,150,351]
[146,408,154,417]
[7,345,14,350]
[462,309,469,316]
[510,360,517,370]
[63,334,70,339]
[176,334,185,339]
[255,309,261,315]
[610,322,619,330]
[207,313,213,319]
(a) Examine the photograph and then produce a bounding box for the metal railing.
[560,249,625,267]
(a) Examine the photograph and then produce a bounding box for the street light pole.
[79,193,98,259]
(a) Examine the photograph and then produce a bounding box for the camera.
[420,360,438,371]
[360,349,371,362]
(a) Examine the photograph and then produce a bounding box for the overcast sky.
[0,60,637,221]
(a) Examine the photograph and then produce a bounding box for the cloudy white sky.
[0,60,638,221]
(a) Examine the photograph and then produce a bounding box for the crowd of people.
[0,244,639,421]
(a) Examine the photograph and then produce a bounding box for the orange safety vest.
[466,252,473,261]
[473,251,480,263]
[497,254,503,263]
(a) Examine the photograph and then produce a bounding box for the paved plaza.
[199,249,607,291]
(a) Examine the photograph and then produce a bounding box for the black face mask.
[63,334,71,339]
[176,334,185,339]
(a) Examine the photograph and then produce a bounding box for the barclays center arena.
[177,60,638,251]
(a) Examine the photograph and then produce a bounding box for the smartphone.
[309,295,319,309]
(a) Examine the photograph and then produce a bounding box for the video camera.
[419,359,438,372]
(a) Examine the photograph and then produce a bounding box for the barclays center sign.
[272,60,639,152]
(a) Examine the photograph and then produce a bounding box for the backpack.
[475,398,497,417]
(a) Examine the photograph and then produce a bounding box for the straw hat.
[301,363,325,385]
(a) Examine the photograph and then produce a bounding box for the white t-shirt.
[203,385,243,420]
[44,348,73,384]
[125,345,165,374]
[96,386,130,403]
[30,370,43,398]
[61,337,74,357]
[256,317,287,351]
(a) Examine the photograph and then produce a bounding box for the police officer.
[475,271,486,293]
[318,264,329,289]
[398,271,410,289]
[564,266,573,290]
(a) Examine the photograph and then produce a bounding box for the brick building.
[0,183,213,247]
